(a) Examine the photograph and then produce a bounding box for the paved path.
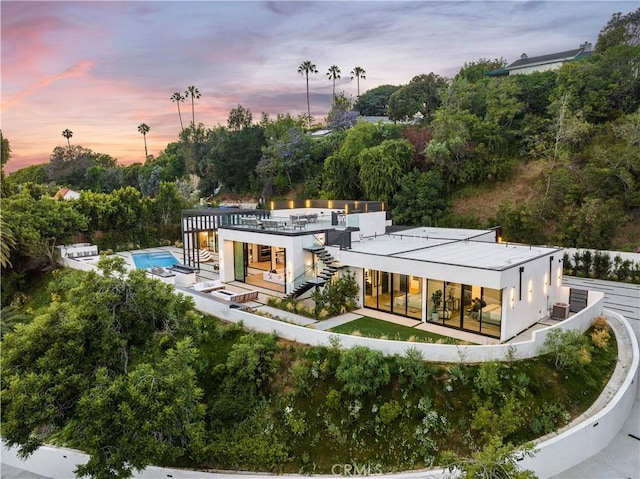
[563,276,639,322]
[311,312,363,330]
[552,277,640,479]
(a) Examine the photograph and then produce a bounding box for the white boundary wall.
[183,287,604,363]
[519,310,639,478]
[10,259,637,478]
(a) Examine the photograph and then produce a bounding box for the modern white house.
[181,200,574,342]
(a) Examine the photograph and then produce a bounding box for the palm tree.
[138,123,150,160]
[185,86,201,127]
[170,92,185,131]
[350,66,367,96]
[0,214,15,269]
[62,129,73,147]
[298,61,318,125]
[327,65,341,103]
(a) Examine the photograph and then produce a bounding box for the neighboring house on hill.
[486,42,593,76]
[54,188,80,201]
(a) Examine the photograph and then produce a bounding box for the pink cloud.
[2,60,94,111]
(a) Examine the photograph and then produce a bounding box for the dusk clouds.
[1,1,636,172]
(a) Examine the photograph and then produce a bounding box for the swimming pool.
[131,252,179,269]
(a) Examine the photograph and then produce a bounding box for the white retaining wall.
[518,310,639,478]
[180,288,604,363]
[27,259,639,478]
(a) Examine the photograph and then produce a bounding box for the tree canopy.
[1,257,205,477]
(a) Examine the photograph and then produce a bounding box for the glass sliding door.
[363,270,423,321]
[407,276,423,320]
[364,269,378,309]
[392,274,408,316]
[443,282,462,328]
[478,287,502,337]
[233,241,246,282]
[379,272,391,312]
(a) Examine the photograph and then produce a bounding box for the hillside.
[451,160,640,251]
[451,160,544,222]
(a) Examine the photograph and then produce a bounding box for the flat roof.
[349,228,561,271]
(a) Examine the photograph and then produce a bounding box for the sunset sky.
[1,0,636,173]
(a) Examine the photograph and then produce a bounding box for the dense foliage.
[5,10,640,250]
[1,269,618,477]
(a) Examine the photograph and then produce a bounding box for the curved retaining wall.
[518,310,639,478]
[9,263,636,478]
[183,287,605,363]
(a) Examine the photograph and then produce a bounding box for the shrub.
[580,250,593,277]
[311,272,359,317]
[290,360,311,397]
[530,402,570,435]
[592,315,608,330]
[325,389,341,410]
[543,329,592,371]
[591,328,611,349]
[379,399,402,425]
[225,333,278,389]
[336,346,390,396]
[397,347,431,390]
[592,251,612,279]
[473,361,501,396]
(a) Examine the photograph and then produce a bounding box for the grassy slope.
[450,160,640,250]
[6,272,621,475]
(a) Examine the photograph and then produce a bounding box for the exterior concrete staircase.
[286,246,340,300]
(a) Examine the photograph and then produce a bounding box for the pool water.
[131,252,179,269]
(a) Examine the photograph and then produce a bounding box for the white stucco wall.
[508,61,565,75]
[518,310,639,478]
[179,286,604,362]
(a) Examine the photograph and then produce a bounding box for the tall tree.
[0,213,16,268]
[1,258,205,476]
[1,130,12,198]
[358,139,414,207]
[326,65,341,103]
[2,190,88,267]
[353,84,401,116]
[137,123,150,160]
[227,104,253,130]
[596,8,640,52]
[531,94,590,213]
[350,66,366,96]
[62,129,73,147]
[298,61,318,126]
[387,73,448,122]
[170,92,185,131]
[185,86,201,127]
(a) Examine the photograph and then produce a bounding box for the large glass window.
[406,276,423,320]
[460,286,502,336]
[363,270,500,338]
[364,270,423,320]
[478,288,502,336]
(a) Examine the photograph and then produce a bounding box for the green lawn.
[329,316,465,344]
